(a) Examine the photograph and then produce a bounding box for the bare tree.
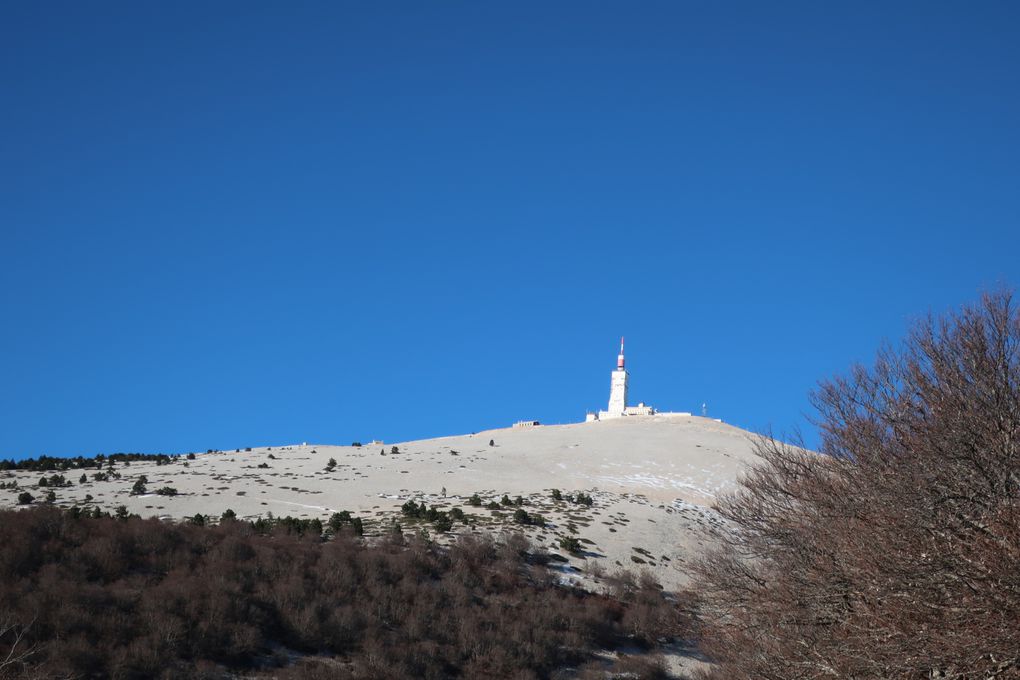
[692,291,1020,679]
[0,615,40,680]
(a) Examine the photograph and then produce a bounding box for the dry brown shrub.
[693,291,1020,679]
[0,503,686,678]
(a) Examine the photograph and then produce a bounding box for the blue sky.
[2,2,1018,459]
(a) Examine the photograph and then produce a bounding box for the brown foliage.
[692,291,1020,679]
[0,507,683,679]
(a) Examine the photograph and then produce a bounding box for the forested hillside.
[0,506,685,679]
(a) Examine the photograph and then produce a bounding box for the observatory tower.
[586,338,655,421]
[607,337,628,416]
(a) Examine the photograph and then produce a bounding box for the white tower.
[587,337,657,422]
[607,337,628,415]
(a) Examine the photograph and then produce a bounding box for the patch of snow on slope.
[587,473,719,498]
[269,500,329,511]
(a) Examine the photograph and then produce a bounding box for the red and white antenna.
[617,336,625,369]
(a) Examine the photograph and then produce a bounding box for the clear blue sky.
[2,2,1018,459]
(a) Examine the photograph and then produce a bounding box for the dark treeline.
[692,291,1020,678]
[0,452,182,472]
[0,506,684,680]
[60,505,365,541]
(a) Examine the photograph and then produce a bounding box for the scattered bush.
[559,536,583,554]
[328,510,352,530]
[327,511,363,536]
[187,452,196,460]
[155,487,178,496]
[551,488,562,501]
[400,500,461,532]
[468,493,482,506]
[512,508,544,526]
[17,491,33,505]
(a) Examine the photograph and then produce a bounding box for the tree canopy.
[693,291,1020,678]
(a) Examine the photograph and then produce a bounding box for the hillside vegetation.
[692,291,1020,678]
[0,506,685,680]
[3,292,1017,679]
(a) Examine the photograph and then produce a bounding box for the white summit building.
[586,338,656,421]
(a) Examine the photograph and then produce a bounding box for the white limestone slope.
[1,415,765,593]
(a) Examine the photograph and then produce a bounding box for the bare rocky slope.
[2,414,763,593]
